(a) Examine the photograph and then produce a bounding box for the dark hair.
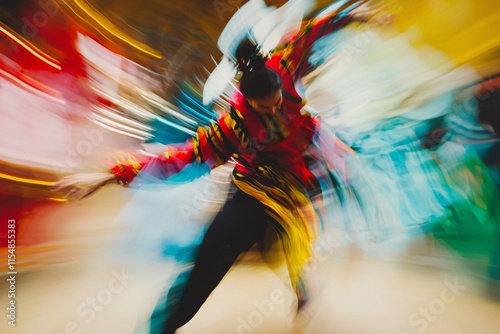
[235,38,282,100]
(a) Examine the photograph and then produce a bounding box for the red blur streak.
[0,0,92,82]
[0,196,50,248]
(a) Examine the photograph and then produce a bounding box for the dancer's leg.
[161,188,274,333]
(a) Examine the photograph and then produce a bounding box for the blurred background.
[0,0,499,333]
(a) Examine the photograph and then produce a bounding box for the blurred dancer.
[53,3,381,333]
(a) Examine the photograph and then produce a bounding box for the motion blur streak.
[0,24,61,70]
[61,0,162,59]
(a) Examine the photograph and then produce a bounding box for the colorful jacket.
[112,10,353,187]
[111,10,354,285]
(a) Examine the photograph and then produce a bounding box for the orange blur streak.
[67,0,162,59]
[0,68,65,104]
[15,70,62,96]
[0,171,54,186]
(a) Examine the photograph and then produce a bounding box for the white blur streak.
[92,105,152,132]
[314,0,350,20]
[204,0,315,105]
[203,0,272,106]
[252,0,316,55]
[140,91,198,126]
[202,56,237,105]
[0,75,71,168]
[91,107,152,139]
[90,119,150,141]
[77,33,127,85]
[217,0,271,59]
[77,33,162,95]
[303,26,479,136]
[76,33,197,140]
[91,83,156,120]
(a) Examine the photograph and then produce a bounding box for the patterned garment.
[111,9,355,286]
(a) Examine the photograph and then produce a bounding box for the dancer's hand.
[51,172,117,201]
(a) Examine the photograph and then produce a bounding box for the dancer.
[53,2,384,333]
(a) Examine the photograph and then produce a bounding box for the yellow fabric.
[388,0,500,76]
[233,166,318,288]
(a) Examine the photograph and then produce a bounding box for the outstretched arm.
[109,144,196,185]
[111,109,242,185]
[53,111,242,199]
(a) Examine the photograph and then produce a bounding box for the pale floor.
[1,185,499,334]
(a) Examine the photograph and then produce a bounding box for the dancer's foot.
[295,277,312,311]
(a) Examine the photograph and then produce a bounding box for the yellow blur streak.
[0,24,61,70]
[391,0,500,71]
[448,13,500,65]
[48,197,69,202]
[0,171,55,187]
[70,0,162,59]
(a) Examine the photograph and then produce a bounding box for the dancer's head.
[236,38,282,115]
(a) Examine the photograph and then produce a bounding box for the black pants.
[159,187,277,334]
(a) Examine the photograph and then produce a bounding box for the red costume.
[111,10,354,284]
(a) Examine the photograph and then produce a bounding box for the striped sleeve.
[193,108,247,168]
[111,110,243,184]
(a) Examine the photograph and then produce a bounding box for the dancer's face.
[246,90,282,115]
